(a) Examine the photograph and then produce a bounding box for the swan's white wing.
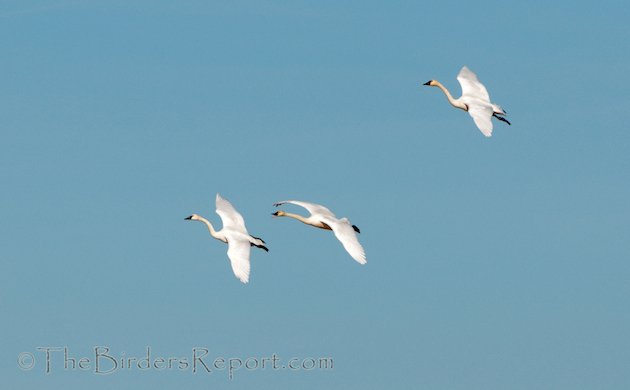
[226,238,251,284]
[457,66,490,103]
[323,217,367,265]
[216,193,247,232]
[466,104,494,137]
[273,200,336,218]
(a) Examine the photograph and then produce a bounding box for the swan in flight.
[423,66,510,137]
[185,193,268,284]
[272,200,366,265]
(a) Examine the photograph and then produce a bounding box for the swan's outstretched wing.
[226,238,251,283]
[273,200,336,218]
[216,193,247,232]
[467,104,494,137]
[457,66,490,103]
[323,217,367,265]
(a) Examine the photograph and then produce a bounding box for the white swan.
[272,200,366,264]
[185,193,268,284]
[423,66,510,137]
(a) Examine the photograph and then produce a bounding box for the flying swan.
[423,66,510,137]
[272,200,366,264]
[185,193,268,284]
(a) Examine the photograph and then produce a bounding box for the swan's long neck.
[434,81,467,111]
[280,212,331,230]
[279,212,317,227]
[198,216,223,241]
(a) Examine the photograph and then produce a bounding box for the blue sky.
[1,0,629,389]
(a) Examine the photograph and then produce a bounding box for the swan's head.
[271,210,286,217]
[185,214,201,221]
[423,80,437,87]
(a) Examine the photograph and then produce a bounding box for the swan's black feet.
[493,113,511,125]
[251,242,269,251]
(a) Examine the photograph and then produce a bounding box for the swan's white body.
[186,194,267,284]
[272,200,366,265]
[424,66,510,137]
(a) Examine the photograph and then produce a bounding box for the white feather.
[425,65,509,137]
[186,193,266,284]
[274,200,367,265]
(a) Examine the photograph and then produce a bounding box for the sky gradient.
[2,1,629,389]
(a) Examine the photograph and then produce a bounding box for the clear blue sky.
[2,1,629,389]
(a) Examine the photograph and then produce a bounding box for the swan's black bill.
[184,215,193,220]
[423,80,432,86]
[352,225,361,233]
[271,212,280,216]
